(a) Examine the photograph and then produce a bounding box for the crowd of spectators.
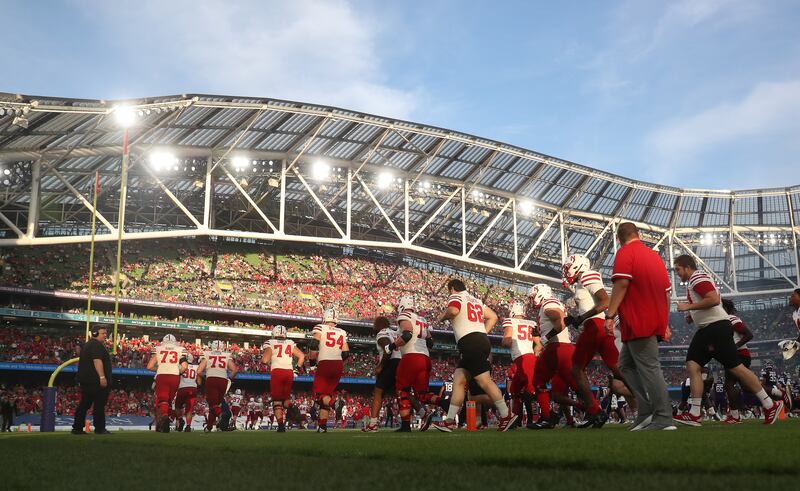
[0,240,529,331]
[1,384,154,417]
[0,327,518,380]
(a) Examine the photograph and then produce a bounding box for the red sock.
[537,392,551,419]
[159,402,170,418]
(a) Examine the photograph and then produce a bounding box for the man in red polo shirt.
[605,222,675,431]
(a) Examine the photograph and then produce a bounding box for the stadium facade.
[1,92,798,304]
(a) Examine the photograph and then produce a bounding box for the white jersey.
[793,308,800,333]
[312,324,348,361]
[179,363,200,389]
[255,401,264,412]
[230,393,243,408]
[502,317,537,360]
[686,270,728,327]
[376,327,402,360]
[204,349,232,379]
[573,270,606,321]
[447,291,487,342]
[729,315,750,352]
[247,401,257,413]
[267,339,297,370]
[537,298,570,344]
[397,310,431,357]
[154,343,186,376]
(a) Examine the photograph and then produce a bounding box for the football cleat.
[673,411,702,427]
[317,426,327,433]
[496,414,518,432]
[432,420,457,433]
[527,418,555,430]
[763,400,783,425]
[176,418,185,432]
[361,423,378,433]
[721,414,741,425]
[419,411,435,432]
[184,426,192,432]
[277,423,286,433]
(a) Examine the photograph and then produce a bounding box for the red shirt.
[611,239,671,342]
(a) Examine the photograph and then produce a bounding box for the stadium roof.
[1,93,798,295]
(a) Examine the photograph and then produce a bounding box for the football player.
[309,306,349,433]
[198,340,238,432]
[363,316,401,433]
[501,302,542,429]
[146,334,188,433]
[175,352,200,432]
[229,389,244,429]
[721,299,753,424]
[262,324,305,432]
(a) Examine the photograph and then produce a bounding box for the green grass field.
[3,421,799,490]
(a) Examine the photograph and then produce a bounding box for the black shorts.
[686,320,741,370]
[739,354,751,368]
[456,332,491,377]
[469,379,486,396]
[375,358,400,391]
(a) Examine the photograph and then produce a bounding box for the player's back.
[230,393,243,407]
[204,349,232,379]
[179,363,200,389]
[155,343,185,375]
[397,310,430,357]
[503,317,537,359]
[448,290,487,342]
[314,324,347,361]
[268,339,296,370]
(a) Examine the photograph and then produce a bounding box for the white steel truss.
[0,94,798,297]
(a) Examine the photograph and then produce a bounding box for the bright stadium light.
[113,105,137,128]
[312,160,330,181]
[232,156,249,172]
[377,171,393,189]
[149,151,176,172]
[519,200,533,215]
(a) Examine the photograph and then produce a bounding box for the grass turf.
[2,420,799,490]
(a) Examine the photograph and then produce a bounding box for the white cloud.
[75,0,418,119]
[643,79,800,185]
[647,79,800,156]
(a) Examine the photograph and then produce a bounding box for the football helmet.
[272,325,287,339]
[250,397,254,402]
[398,295,415,313]
[210,340,223,351]
[510,303,525,317]
[562,254,591,286]
[162,333,177,344]
[529,284,553,308]
[778,340,798,360]
[322,306,338,324]
[235,389,242,395]
[186,353,194,364]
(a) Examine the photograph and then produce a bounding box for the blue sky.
[2,0,798,190]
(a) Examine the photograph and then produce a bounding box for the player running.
[230,389,244,429]
[527,283,590,430]
[262,324,305,432]
[432,278,517,432]
[175,352,200,432]
[562,255,634,428]
[392,295,438,432]
[198,340,238,432]
[720,299,753,424]
[309,306,349,433]
[501,302,542,429]
[146,334,188,433]
[363,316,401,433]
[672,255,783,426]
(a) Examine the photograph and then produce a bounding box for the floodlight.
[519,200,533,215]
[113,105,136,128]
[377,171,393,189]
[312,160,330,181]
[149,151,176,171]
